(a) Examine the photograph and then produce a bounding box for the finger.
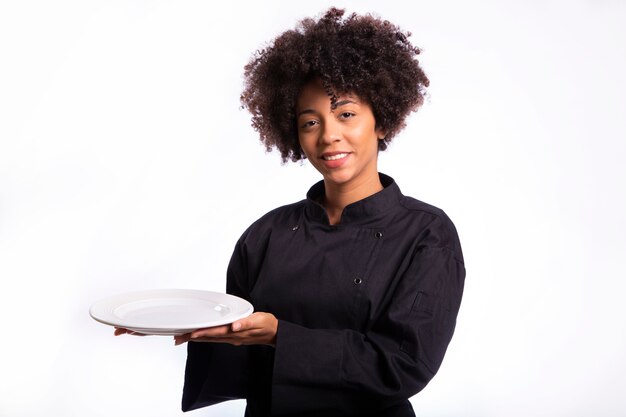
[231,320,244,332]
[190,324,232,339]
[114,327,147,336]
[114,327,130,336]
[232,312,264,332]
[187,336,238,344]
[174,333,192,346]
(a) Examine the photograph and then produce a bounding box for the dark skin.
[115,312,278,346]
[240,7,429,163]
[116,9,428,348]
[116,81,384,347]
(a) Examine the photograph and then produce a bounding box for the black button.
[375,231,383,238]
[353,278,362,285]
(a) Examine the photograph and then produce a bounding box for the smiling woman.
[296,79,384,224]
[240,7,429,163]
[177,7,465,417]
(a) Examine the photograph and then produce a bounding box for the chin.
[323,171,355,185]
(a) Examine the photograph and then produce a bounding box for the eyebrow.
[297,99,357,118]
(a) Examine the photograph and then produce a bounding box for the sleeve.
[181,342,250,411]
[182,231,274,413]
[270,219,465,415]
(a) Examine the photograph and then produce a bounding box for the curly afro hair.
[240,7,429,162]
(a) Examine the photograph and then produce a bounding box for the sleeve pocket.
[400,291,452,374]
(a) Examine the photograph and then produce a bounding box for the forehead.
[296,79,360,110]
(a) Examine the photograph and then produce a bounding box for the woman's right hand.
[113,327,147,336]
[173,312,278,347]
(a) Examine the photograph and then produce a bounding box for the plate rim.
[89,288,254,333]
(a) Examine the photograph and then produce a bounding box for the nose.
[319,118,342,145]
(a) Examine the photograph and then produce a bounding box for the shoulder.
[251,199,306,228]
[237,199,307,244]
[399,194,448,220]
[381,174,458,241]
[395,194,463,262]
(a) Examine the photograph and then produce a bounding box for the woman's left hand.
[174,312,278,347]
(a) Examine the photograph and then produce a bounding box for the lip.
[319,151,351,169]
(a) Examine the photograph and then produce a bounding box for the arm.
[182,211,465,415]
[181,229,275,413]
[271,245,465,415]
[175,312,278,346]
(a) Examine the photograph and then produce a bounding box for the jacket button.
[375,231,383,238]
[292,225,299,231]
[353,278,362,285]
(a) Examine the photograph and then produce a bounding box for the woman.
[174,8,465,417]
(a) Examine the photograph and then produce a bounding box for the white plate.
[89,289,254,335]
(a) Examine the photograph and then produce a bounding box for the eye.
[300,119,318,129]
[339,112,355,119]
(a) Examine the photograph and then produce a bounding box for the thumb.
[232,313,259,332]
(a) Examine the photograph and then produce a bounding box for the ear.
[375,126,387,140]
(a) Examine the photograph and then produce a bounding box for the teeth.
[323,153,348,161]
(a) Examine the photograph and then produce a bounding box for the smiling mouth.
[322,153,349,161]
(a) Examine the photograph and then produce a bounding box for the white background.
[1,0,625,416]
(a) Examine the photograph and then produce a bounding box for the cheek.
[353,126,379,151]
[298,136,314,158]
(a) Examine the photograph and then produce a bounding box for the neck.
[322,174,383,225]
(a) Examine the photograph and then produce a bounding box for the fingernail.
[232,322,241,332]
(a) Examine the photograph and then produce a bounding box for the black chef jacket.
[182,173,465,416]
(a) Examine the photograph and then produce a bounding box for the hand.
[173,312,278,347]
[113,327,147,336]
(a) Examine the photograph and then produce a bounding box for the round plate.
[89,289,254,335]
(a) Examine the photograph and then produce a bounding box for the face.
[296,79,385,190]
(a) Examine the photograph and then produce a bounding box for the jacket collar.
[305,173,402,225]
